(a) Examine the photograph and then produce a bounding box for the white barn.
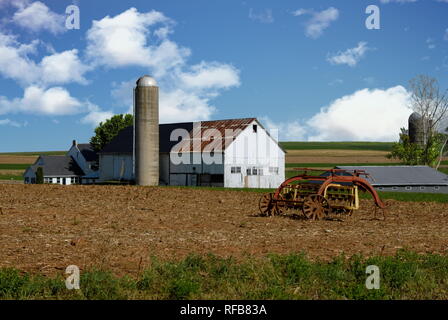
[99,118,285,188]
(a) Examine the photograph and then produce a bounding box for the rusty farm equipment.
[259,168,385,220]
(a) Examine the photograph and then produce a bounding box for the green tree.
[387,128,423,165]
[387,128,445,167]
[36,167,44,184]
[90,114,133,152]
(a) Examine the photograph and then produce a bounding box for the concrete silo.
[134,75,159,186]
[408,112,429,146]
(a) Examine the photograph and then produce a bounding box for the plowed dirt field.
[0,185,447,276]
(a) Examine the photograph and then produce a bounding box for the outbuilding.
[336,166,448,194]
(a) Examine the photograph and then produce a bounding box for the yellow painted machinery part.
[324,184,359,210]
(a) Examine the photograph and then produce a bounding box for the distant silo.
[408,112,427,146]
[134,75,159,186]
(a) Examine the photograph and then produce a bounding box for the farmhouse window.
[434,186,440,190]
[246,169,252,176]
[405,186,412,191]
[231,167,241,174]
[253,125,257,133]
[420,186,426,190]
[57,178,61,184]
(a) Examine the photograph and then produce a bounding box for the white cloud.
[0,32,89,86]
[327,42,370,67]
[178,62,240,90]
[261,117,307,141]
[0,86,113,126]
[80,107,115,127]
[12,1,65,34]
[308,86,412,141]
[292,7,339,39]
[0,86,83,115]
[249,8,274,24]
[261,86,412,142]
[40,49,90,85]
[426,38,436,49]
[0,118,22,127]
[85,8,184,69]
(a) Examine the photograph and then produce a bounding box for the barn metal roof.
[336,166,448,186]
[27,155,85,177]
[100,122,194,154]
[99,118,263,154]
[174,118,257,152]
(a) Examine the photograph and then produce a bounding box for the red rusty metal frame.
[273,168,385,209]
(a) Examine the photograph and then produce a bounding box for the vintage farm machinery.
[259,168,385,220]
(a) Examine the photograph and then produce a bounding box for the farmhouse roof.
[76,143,98,162]
[99,118,272,154]
[335,166,448,186]
[28,155,85,177]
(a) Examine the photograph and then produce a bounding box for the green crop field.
[0,164,30,170]
[0,250,447,300]
[0,174,22,181]
[279,142,394,151]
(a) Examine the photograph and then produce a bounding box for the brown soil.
[0,155,37,164]
[0,185,447,276]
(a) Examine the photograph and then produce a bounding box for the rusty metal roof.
[174,118,257,152]
[99,118,277,154]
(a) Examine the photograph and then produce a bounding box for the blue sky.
[0,0,447,151]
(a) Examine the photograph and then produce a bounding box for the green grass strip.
[0,250,447,300]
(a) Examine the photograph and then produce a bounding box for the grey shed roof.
[28,155,85,177]
[336,166,448,186]
[76,143,98,162]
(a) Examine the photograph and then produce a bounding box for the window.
[253,125,257,133]
[231,167,241,174]
[246,168,252,176]
[252,168,258,176]
[420,186,426,191]
[57,178,61,184]
[392,187,398,191]
[269,167,279,175]
[434,186,440,191]
[405,186,412,191]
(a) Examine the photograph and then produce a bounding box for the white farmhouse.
[24,141,99,185]
[99,118,285,188]
[23,155,84,185]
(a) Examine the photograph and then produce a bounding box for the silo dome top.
[136,75,157,87]
[409,112,422,122]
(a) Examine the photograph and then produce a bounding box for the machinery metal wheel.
[259,193,274,216]
[274,194,286,215]
[303,194,331,220]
